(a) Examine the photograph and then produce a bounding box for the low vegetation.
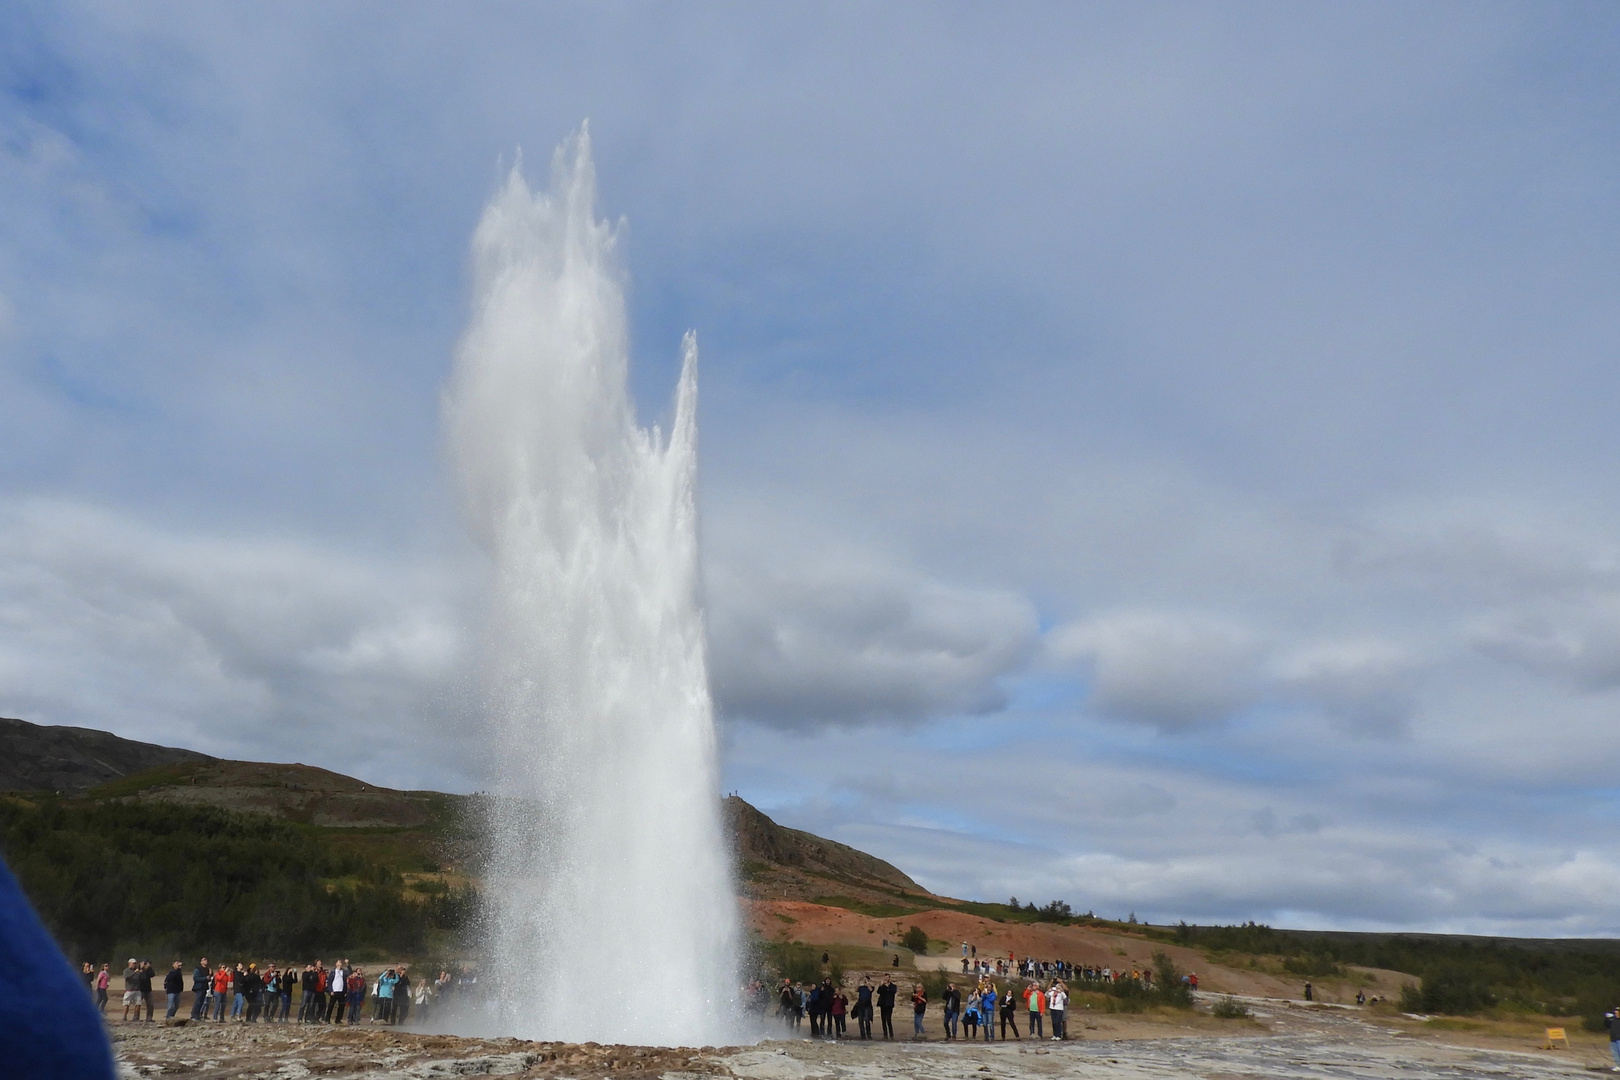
[0,794,473,962]
[1167,920,1620,1026]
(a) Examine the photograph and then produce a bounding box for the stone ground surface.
[112,1000,1611,1080]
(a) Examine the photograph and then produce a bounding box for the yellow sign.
[1543,1027,1568,1049]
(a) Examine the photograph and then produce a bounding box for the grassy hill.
[4,717,1620,1028]
[0,718,930,963]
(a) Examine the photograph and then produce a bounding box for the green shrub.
[1399,968,1496,1015]
[1211,995,1252,1019]
[0,796,468,961]
[762,941,824,985]
[1152,951,1194,1008]
[903,925,929,954]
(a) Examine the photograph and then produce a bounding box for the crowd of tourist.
[80,945,1177,1045]
[772,971,1074,1042]
[79,957,477,1027]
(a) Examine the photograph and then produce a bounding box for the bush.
[903,925,929,954]
[1282,953,1344,977]
[763,941,824,985]
[1152,951,1194,1008]
[0,797,459,960]
[1211,995,1252,1019]
[1035,900,1073,923]
[1398,968,1496,1015]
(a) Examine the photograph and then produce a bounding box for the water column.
[444,128,740,1045]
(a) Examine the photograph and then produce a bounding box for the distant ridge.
[725,794,925,899]
[0,716,212,793]
[0,717,925,900]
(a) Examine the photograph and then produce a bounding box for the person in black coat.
[241,965,263,1022]
[855,979,873,1039]
[876,975,898,1039]
[163,962,185,1019]
[137,962,155,1022]
[190,959,211,1021]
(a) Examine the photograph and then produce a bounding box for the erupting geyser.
[444,128,741,1045]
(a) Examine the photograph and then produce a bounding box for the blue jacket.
[0,856,115,1079]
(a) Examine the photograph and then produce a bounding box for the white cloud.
[1045,610,1262,730]
[9,3,1620,935]
[1270,638,1421,736]
[0,499,474,788]
[707,544,1038,727]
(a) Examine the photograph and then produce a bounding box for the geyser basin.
[444,128,740,1045]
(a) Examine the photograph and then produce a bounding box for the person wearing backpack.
[854,979,873,1039]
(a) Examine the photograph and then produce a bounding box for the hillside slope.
[0,718,921,899]
[725,794,925,901]
[0,716,210,793]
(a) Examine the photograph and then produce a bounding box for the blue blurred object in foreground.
[0,855,115,1078]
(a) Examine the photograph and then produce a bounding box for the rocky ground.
[111,998,1610,1080]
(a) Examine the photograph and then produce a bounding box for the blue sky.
[6,2,1620,934]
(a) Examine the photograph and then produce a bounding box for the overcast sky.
[6,2,1620,935]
